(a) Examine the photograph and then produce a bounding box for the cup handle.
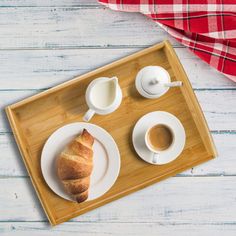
[152,153,159,164]
[83,109,95,122]
[164,81,183,87]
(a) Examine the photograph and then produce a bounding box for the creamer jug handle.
[83,109,95,122]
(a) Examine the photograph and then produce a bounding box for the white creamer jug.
[83,77,122,122]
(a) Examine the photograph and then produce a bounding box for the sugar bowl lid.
[135,66,171,99]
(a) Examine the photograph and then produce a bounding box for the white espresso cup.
[83,76,122,122]
[145,123,175,163]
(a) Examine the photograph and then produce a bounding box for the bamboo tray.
[6,40,217,226]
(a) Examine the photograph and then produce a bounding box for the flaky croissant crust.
[57,129,94,203]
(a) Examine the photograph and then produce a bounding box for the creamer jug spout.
[83,76,122,122]
[110,76,119,87]
[109,76,121,96]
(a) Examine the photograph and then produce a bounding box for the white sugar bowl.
[135,66,182,99]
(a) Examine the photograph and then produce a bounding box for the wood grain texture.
[0,132,235,177]
[0,0,235,234]
[0,0,99,7]
[6,42,216,225]
[1,222,236,236]
[1,90,236,133]
[0,177,236,223]
[0,7,176,49]
[0,48,234,90]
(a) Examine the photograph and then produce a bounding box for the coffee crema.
[147,124,173,151]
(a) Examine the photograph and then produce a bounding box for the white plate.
[41,122,120,202]
[132,111,185,165]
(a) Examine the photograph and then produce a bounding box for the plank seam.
[0,220,236,225]
[0,45,186,51]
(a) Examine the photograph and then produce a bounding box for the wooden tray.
[6,40,217,226]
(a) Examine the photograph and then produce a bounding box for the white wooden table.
[0,1,236,235]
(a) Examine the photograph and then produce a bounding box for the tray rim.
[5,40,217,226]
[6,42,166,110]
[163,41,217,157]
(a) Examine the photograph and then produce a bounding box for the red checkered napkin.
[98,0,236,82]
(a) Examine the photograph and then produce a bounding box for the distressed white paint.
[0,0,99,7]
[0,133,235,177]
[0,1,235,234]
[0,48,233,90]
[1,177,236,224]
[194,90,236,131]
[0,7,175,49]
[2,222,236,236]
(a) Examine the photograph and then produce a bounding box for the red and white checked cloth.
[98,0,236,82]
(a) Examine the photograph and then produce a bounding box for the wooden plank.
[6,41,217,225]
[0,0,234,233]
[1,90,236,133]
[0,0,99,7]
[195,90,236,131]
[0,133,26,177]
[0,48,233,90]
[188,132,236,176]
[1,222,236,236]
[0,132,235,177]
[0,176,236,223]
[0,7,176,49]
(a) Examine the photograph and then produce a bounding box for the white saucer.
[41,122,120,202]
[132,111,185,165]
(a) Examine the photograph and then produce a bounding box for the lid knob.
[135,66,171,98]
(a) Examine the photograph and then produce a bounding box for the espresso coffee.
[147,124,173,151]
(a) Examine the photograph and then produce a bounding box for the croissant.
[57,129,94,203]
